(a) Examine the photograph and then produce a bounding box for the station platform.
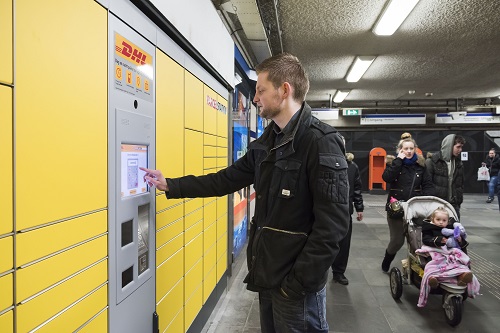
[202,193,500,333]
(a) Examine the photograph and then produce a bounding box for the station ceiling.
[213,0,500,111]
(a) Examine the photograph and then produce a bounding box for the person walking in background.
[425,134,466,218]
[331,152,364,285]
[140,52,350,333]
[381,134,435,273]
[484,148,500,203]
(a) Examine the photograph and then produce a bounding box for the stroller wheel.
[442,293,462,326]
[389,267,403,300]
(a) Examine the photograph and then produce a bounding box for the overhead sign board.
[311,108,339,120]
[360,114,426,125]
[435,112,500,124]
[342,109,362,116]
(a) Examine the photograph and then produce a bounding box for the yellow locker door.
[184,71,203,131]
[0,0,12,84]
[0,86,12,235]
[15,0,107,230]
[156,49,184,179]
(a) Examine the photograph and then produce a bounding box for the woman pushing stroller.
[381,133,435,272]
[416,207,480,307]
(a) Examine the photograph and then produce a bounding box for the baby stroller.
[388,196,469,326]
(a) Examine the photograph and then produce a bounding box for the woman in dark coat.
[381,134,435,272]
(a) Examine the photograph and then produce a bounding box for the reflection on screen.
[121,144,148,198]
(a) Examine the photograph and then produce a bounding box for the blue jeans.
[488,175,498,198]
[259,285,328,333]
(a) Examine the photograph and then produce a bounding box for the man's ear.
[281,82,293,98]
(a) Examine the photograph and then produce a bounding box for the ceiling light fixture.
[373,0,420,36]
[346,56,375,83]
[333,90,350,103]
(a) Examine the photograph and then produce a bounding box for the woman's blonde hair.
[346,152,354,162]
[396,132,417,152]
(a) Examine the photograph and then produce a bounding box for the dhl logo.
[115,33,152,66]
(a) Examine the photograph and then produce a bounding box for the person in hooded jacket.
[381,134,435,273]
[140,52,349,333]
[331,152,364,285]
[425,134,466,218]
[484,148,500,203]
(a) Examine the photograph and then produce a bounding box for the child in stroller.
[417,206,479,307]
[389,196,480,326]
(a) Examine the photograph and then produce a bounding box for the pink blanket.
[415,245,480,307]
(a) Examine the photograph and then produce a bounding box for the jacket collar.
[251,102,312,156]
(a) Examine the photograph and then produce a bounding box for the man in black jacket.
[141,53,349,333]
[331,153,363,285]
[484,148,500,203]
[425,134,465,218]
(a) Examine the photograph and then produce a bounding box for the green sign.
[342,109,362,116]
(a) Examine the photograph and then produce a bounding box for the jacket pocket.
[275,159,302,199]
[246,217,257,271]
[252,227,308,289]
[317,154,348,203]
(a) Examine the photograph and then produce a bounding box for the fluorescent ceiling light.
[346,56,375,83]
[373,0,420,36]
[333,90,350,103]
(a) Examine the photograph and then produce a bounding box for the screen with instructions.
[121,144,148,198]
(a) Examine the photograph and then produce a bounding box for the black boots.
[381,250,396,273]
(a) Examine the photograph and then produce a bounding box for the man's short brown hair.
[255,52,309,102]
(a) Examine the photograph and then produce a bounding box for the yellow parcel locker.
[0,0,12,84]
[156,232,183,268]
[156,248,184,301]
[184,259,202,303]
[16,210,106,266]
[78,309,107,333]
[156,279,183,333]
[0,311,13,333]
[16,236,107,302]
[185,129,203,176]
[203,264,217,303]
[203,221,216,254]
[217,196,228,220]
[16,260,107,333]
[0,273,13,311]
[185,219,203,245]
[204,133,217,146]
[0,236,13,273]
[184,284,202,332]
[184,71,203,131]
[216,250,227,281]
[203,199,217,229]
[31,285,107,333]
[15,0,107,229]
[156,50,184,179]
[0,86,12,235]
[165,310,184,333]
[156,202,184,230]
[184,233,203,272]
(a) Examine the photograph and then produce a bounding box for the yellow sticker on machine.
[114,32,154,102]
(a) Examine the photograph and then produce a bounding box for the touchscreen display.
[121,144,148,198]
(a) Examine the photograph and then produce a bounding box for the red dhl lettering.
[115,33,152,66]
[121,41,147,65]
